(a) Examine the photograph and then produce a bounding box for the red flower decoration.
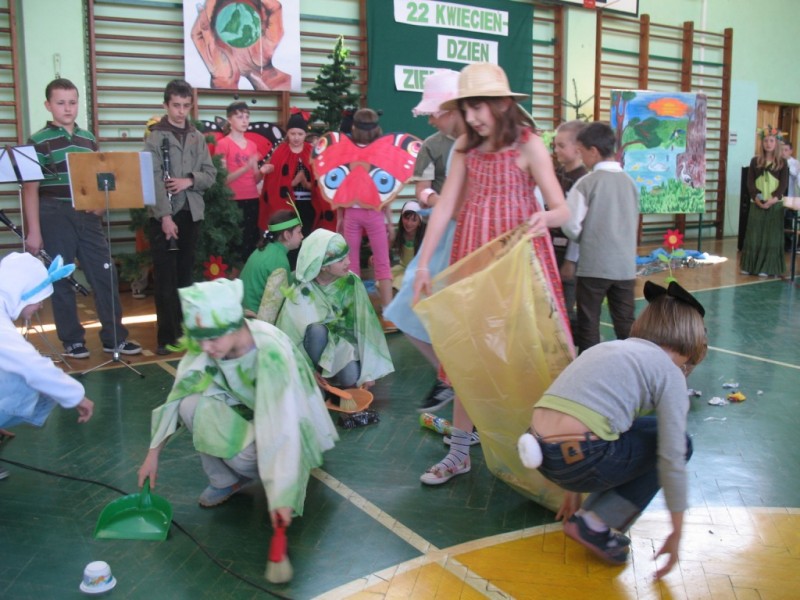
[663,229,684,250]
[203,255,228,280]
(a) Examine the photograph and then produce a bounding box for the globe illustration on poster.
[215,2,261,49]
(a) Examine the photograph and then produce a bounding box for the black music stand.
[0,145,49,251]
[0,146,75,368]
[67,151,156,379]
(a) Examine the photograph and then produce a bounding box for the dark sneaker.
[64,343,90,359]
[155,345,171,356]
[103,340,142,355]
[416,381,455,413]
[563,515,630,565]
[444,430,481,446]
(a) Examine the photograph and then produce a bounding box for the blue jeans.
[536,416,692,532]
[0,371,57,429]
[303,323,360,387]
[39,198,128,348]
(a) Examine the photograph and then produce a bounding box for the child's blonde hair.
[630,293,707,366]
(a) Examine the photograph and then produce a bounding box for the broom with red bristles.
[265,517,293,583]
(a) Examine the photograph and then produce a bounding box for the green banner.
[367,0,533,138]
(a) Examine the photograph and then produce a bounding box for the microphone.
[160,138,178,251]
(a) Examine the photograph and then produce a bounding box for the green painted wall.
[12,0,799,237]
[18,0,90,134]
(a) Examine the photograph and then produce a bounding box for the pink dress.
[451,128,567,324]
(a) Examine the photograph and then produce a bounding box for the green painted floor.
[1,279,799,599]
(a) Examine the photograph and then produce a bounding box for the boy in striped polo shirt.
[22,78,141,359]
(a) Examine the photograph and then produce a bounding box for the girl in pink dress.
[413,63,570,485]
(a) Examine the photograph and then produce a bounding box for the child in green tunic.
[138,278,338,533]
[240,210,304,318]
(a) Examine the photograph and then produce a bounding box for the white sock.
[577,509,609,532]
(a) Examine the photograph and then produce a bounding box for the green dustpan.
[94,478,173,541]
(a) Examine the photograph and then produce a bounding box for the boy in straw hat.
[137,278,338,530]
[0,253,95,479]
[275,229,393,395]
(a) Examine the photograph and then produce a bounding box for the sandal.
[563,515,630,565]
[419,457,470,485]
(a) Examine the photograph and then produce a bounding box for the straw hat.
[411,69,460,117]
[440,63,527,111]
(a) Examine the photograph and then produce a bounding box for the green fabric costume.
[741,158,788,276]
[148,279,338,516]
[275,230,394,386]
[240,242,291,314]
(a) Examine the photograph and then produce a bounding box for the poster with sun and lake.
[611,90,706,214]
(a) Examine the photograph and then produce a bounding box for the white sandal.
[419,457,470,485]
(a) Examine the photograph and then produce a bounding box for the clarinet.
[161,137,179,251]
[0,209,89,296]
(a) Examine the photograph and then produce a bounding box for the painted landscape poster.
[611,90,706,214]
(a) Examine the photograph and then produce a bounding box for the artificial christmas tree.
[308,36,361,132]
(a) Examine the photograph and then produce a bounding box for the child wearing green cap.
[137,278,338,532]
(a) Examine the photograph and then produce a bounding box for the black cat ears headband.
[643,280,705,318]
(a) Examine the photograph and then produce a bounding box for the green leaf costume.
[148,319,338,515]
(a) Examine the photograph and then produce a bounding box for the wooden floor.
[2,237,799,599]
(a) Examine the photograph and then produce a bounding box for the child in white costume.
[138,278,337,532]
[0,252,94,430]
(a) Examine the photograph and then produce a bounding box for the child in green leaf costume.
[137,278,338,530]
[276,229,393,390]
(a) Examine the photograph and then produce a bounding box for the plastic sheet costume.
[148,279,338,515]
[415,228,575,511]
[275,229,393,387]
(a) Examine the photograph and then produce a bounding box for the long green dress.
[741,158,789,276]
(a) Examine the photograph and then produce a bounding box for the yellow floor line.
[157,361,177,376]
[311,469,513,599]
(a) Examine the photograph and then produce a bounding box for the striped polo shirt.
[28,122,98,202]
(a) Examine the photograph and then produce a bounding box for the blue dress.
[383,220,456,342]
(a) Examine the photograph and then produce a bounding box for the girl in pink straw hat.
[412,62,571,485]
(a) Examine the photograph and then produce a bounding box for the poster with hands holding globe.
[184,0,301,91]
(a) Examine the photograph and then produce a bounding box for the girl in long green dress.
[741,129,789,276]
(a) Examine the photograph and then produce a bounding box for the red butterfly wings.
[311,132,422,210]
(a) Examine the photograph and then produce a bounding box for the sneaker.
[420,457,470,485]
[757,272,769,277]
[155,345,171,356]
[416,381,455,413]
[444,430,481,446]
[198,477,251,507]
[103,340,142,355]
[0,467,8,480]
[64,343,90,359]
[563,515,630,565]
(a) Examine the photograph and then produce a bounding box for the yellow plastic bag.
[414,227,575,511]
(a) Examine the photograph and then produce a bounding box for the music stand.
[0,145,49,252]
[67,151,156,378]
[0,145,76,368]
